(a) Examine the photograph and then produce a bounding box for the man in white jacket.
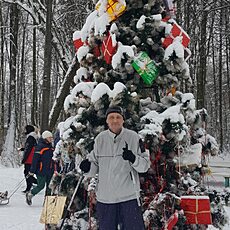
[80,106,150,230]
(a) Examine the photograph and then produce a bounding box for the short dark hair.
[25,125,35,135]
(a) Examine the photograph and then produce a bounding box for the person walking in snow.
[80,106,150,230]
[20,125,38,193]
[26,130,55,205]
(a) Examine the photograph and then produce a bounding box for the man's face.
[106,112,124,134]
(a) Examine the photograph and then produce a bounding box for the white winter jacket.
[87,127,150,204]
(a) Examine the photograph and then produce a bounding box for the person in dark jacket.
[21,125,38,193]
[26,130,55,205]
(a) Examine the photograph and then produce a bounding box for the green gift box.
[132,51,159,85]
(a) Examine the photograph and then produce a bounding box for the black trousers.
[24,164,37,191]
[96,199,145,230]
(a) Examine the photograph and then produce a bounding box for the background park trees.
[0,0,229,164]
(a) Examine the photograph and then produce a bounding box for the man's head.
[42,130,53,143]
[106,106,124,134]
[25,125,35,135]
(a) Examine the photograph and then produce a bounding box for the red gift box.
[180,196,212,225]
[73,38,84,51]
[73,31,88,51]
[93,45,101,58]
[162,22,190,48]
[163,210,179,230]
[102,32,117,64]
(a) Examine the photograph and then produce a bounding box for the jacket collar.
[27,131,38,140]
[108,127,124,140]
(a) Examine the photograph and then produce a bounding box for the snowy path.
[1,157,230,230]
[0,166,44,230]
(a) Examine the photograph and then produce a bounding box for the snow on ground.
[1,154,230,229]
[0,166,44,230]
[206,154,230,229]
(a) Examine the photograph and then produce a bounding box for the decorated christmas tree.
[50,0,228,229]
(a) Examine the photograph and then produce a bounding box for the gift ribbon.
[184,198,211,224]
[102,33,117,61]
[107,0,125,21]
[136,56,153,75]
[103,35,113,57]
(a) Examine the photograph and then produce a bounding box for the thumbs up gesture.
[122,142,136,164]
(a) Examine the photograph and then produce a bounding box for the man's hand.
[79,159,91,173]
[122,142,136,164]
[28,172,34,176]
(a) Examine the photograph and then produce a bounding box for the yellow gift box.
[96,0,126,22]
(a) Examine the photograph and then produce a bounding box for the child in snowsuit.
[26,130,55,205]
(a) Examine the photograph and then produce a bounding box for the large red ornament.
[101,32,117,64]
[180,196,212,225]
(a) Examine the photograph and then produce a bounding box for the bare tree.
[31,19,38,125]
[0,1,5,153]
[1,0,229,159]
[49,55,79,131]
[218,0,223,150]
[40,0,53,132]
[197,1,208,109]
[17,15,28,134]
[224,3,230,144]
[1,3,19,166]
[8,3,19,122]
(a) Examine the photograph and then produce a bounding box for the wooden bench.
[225,177,230,188]
[209,164,230,187]
[211,172,230,188]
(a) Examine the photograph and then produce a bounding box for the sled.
[0,191,9,205]
[0,175,30,205]
[40,195,67,224]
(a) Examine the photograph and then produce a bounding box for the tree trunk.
[0,1,5,153]
[31,20,38,126]
[211,35,218,132]
[197,2,207,109]
[40,0,53,132]
[18,16,27,132]
[218,0,223,151]
[225,6,230,135]
[1,3,19,164]
[49,55,79,131]
[8,3,19,124]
